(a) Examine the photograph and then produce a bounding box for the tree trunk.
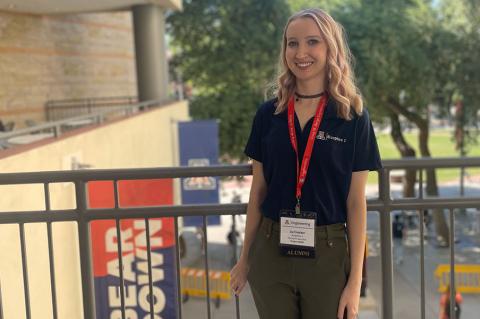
[389,112,416,198]
[417,120,450,246]
[387,99,450,245]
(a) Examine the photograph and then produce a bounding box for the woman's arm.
[230,159,267,295]
[346,170,369,286]
[337,170,369,319]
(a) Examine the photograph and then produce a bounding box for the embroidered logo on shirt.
[316,131,347,143]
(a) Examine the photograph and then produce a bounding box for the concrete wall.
[0,100,189,319]
[0,10,137,128]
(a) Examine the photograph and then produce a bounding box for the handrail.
[380,156,480,168]
[0,98,175,142]
[1,156,479,184]
[0,164,252,184]
[45,96,138,122]
[45,96,136,106]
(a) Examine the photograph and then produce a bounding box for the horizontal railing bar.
[381,156,480,169]
[390,197,480,204]
[0,165,253,184]
[368,198,480,211]
[0,204,247,224]
[84,204,248,220]
[48,104,134,111]
[2,197,479,224]
[2,157,480,185]
[46,96,137,106]
[0,211,78,224]
[80,201,474,220]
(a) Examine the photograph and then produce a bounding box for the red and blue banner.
[178,120,220,227]
[89,179,178,319]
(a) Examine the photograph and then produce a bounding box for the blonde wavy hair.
[274,8,363,119]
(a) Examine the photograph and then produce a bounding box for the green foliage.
[187,85,262,159]
[168,0,479,158]
[287,0,347,12]
[334,0,436,121]
[332,0,479,149]
[430,0,480,150]
[167,0,290,159]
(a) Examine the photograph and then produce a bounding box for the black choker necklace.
[295,91,325,102]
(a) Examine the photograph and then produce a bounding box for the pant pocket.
[248,232,260,261]
[247,231,266,282]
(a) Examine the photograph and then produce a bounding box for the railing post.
[379,168,394,319]
[75,181,96,319]
[53,125,61,138]
[449,208,457,319]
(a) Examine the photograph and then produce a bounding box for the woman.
[230,8,382,319]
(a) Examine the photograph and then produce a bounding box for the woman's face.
[285,17,328,86]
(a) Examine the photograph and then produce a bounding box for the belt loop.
[326,226,333,248]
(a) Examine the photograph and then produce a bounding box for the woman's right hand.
[230,258,250,296]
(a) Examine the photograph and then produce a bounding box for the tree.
[334,0,456,244]
[433,0,480,154]
[167,0,290,159]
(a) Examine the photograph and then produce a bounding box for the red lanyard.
[287,93,328,214]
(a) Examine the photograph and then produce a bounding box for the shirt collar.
[276,96,340,120]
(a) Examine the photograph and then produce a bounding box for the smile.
[296,61,313,69]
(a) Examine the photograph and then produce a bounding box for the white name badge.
[280,216,315,247]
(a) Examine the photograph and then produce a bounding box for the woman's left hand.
[337,281,361,319]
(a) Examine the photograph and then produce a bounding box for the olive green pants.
[247,217,350,319]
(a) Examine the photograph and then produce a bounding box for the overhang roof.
[0,0,181,14]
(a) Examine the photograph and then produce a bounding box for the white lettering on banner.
[134,219,163,247]
[108,285,137,307]
[136,249,165,285]
[107,220,167,318]
[111,309,138,319]
[106,227,134,252]
[139,285,166,313]
[107,253,136,282]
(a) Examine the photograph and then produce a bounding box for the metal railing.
[0,98,175,149]
[45,96,137,122]
[0,157,479,319]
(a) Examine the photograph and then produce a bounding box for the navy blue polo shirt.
[244,97,382,225]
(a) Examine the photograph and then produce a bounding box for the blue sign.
[178,120,221,227]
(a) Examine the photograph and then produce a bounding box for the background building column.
[132,4,169,101]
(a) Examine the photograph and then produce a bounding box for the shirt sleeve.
[352,108,382,171]
[244,106,263,162]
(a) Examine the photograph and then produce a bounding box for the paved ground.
[177,177,480,319]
